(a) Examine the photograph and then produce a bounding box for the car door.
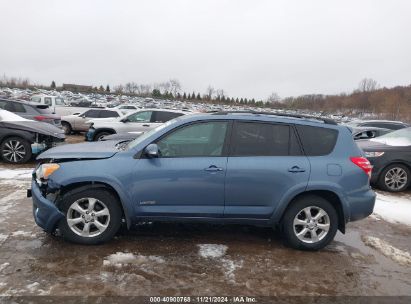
[76,110,100,131]
[121,110,153,132]
[131,120,230,218]
[224,121,310,219]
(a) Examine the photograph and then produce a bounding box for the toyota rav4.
[29,112,376,250]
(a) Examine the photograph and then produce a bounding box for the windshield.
[0,109,29,121]
[370,127,411,146]
[127,119,175,150]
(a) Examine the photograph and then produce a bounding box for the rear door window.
[99,110,119,118]
[83,110,100,118]
[230,122,291,156]
[44,97,52,105]
[127,111,152,122]
[296,125,338,156]
[152,111,183,123]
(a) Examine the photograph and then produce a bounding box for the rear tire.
[378,164,410,192]
[94,131,112,141]
[282,195,338,251]
[0,137,32,164]
[61,122,72,135]
[58,188,122,245]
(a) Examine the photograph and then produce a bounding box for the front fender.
[47,158,136,228]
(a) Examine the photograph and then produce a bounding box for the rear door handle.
[142,124,150,127]
[205,165,224,172]
[288,166,306,173]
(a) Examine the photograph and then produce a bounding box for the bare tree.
[215,89,226,99]
[357,78,379,92]
[266,92,281,103]
[205,85,215,100]
[169,79,181,96]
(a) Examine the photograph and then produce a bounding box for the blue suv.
[29,112,376,250]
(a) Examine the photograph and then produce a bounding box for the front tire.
[94,131,112,141]
[378,164,410,192]
[0,137,32,164]
[61,122,72,135]
[58,188,122,245]
[282,195,338,251]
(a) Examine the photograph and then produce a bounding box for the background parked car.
[357,127,411,192]
[61,108,123,135]
[113,104,141,114]
[351,127,392,140]
[347,120,410,130]
[0,99,62,127]
[0,109,65,164]
[31,95,66,113]
[99,132,141,142]
[86,109,187,141]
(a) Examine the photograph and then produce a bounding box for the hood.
[2,121,65,139]
[37,140,121,160]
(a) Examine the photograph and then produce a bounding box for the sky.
[0,0,410,100]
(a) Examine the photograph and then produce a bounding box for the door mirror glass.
[144,143,159,158]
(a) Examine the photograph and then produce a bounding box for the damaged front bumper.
[28,180,64,233]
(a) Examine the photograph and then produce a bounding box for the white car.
[86,109,188,141]
[61,108,124,134]
[113,104,141,114]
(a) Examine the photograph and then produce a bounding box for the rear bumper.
[348,188,376,222]
[29,180,64,233]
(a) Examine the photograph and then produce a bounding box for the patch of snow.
[373,192,411,226]
[221,258,243,283]
[0,169,32,180]
[11,231,35,238]
[0,190,26,224]
[0,263,10,272]
[362,236,411,266]
[0,234,8,244]
[198,244,228,258]
[26,282,40,292]
[103,252,165,267]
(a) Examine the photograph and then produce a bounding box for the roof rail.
[210,111,338,125]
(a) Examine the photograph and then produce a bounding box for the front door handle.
[142,124,150,127]
[288,166,306,173]
[205,165,224,172]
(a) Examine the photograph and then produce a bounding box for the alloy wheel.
[293,206,330,244]
[384,167,408,191]
[2,139,27,163]
[67,197,111,237]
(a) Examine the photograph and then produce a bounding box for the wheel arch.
[277,190,346,233]
[93,128,116,140]
[56,181,131,229]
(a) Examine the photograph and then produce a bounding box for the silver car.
[86,109,187,141]
[61,108,123,134]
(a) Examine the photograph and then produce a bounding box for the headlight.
[364,152,385,158]
[36,163,60,182]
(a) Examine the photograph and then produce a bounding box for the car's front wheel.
[378,164,410,192]
[61,122,72,135]
[58,188,122,244]
[0,137,32,164]
[282,195,338,251]
[94,131,113,141]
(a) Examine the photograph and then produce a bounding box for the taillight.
[350,157,373,178]
[34,115,48,121]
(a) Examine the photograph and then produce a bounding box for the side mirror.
[144,144,159,158]
[121,118,129,123]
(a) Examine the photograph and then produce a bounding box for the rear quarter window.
[296,125,338,156]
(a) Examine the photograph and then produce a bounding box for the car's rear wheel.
[58,188,122,245]
[282,195,338,251]
[378,164,410,192]
[61,122,72,135]
[0,137,32,164]
[94,131,112,141]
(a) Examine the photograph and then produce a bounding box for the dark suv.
[30,112,376,250]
